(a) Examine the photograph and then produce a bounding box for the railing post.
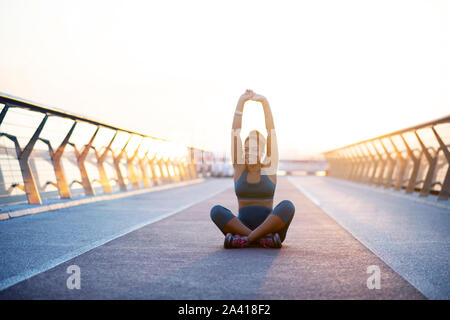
[341,150,352,179]
[182,154,192,180]
[188,147,198,179]
[179,159,187,180]
[158,158,169,183]
[0,104,9,126]
[165,158,176,182]
[400,134,420,194]
[138,150,152,187]
[170,158,180,182]
[172,159,179,181]
[360,144,373,184]
[340,150,348,179]
[347,148,359,181]
[431,127,450,200]
[71,127,99,196]
[337,150,347,179]
[113,135,132,191]
[369,141,383,185]
[357,145,367,183]
[186,159,194,179]
[180,158,190,180]
[380,139,395,188]
[179,158,188,180]
[156,158,164,183]
[373,140,386,187]
[364,144,375,183]
[0,114,48,204]
[200,150,205,177]
[20,115,49,204]
[354,145,367,182]
[94,131,117,194]
[0,106,10,196]
[126,138,143,189]
[415,131,436,197]
[333,152,341,178]
[390,137,407,191]
[148,155,160,186]
[172,159,180,181]
[39,121,76,199]
[173,158,182,181]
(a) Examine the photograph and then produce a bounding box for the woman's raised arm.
[231,90,253,165]
[251,93,279,174]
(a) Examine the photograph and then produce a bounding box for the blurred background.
[0,0,449,204]
[1,0,449,157]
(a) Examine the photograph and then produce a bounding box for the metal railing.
[323,115,450,200]
[0,92,214,206]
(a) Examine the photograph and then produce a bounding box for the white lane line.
[326,176,450,211]
[3,178,205,220]
[0,180,230,292]
[287,176,321,206]
[288,176,435,299]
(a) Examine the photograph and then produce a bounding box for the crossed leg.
[210,200,295,243]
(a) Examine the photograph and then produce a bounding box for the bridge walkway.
[0,177,428,299]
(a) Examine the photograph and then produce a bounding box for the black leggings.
[210,200,295,242]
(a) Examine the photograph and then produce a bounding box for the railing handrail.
[322,115,450,200]
[0,91,170,142]
[0,92,216,207]
[323,114,450,154]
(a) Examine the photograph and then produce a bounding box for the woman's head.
[244,130,266,168]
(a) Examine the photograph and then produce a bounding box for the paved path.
[0,177,424,299]
[0,179,231,291]
[289,176,450,300]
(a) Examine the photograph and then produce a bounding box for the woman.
[210,89,295,248]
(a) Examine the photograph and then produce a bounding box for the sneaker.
[224,233,249,249]
[259,233,282,248]
[224,233,233,248]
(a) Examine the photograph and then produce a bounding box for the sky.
[0,0,449,159]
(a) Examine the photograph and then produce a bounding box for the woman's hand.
[240,89,255,101]
[240,89,266,102]
[251,93,266,102]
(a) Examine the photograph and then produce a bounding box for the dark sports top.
[235,168,275,200]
